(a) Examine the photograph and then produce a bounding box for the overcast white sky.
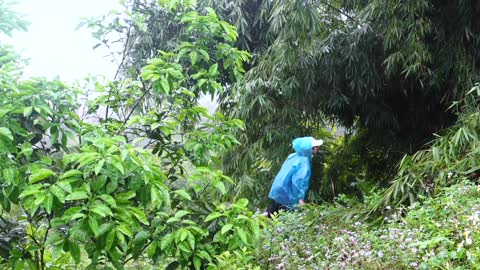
[3,0,217,110]
[4,0,120,82]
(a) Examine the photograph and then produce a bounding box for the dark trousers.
[266,200,288,218]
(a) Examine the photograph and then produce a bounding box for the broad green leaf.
[174,210,189,219]
[150,185,160,208]
[205,212,223,222]
[198,49,209,61]
[117,223,133,238]
[167,217,180,223]
[129,207,149,225]
[69,241,81,264]
[66,191,89,201]
[56,180,72,193]
[208,63,218,76]
[63,207,84,221]
[13,261,24,270]
[33,193,46,207]
[112,160,125,175]
[160,77,170,94]
[40,156,53,165]
[221,224,233,234]
[116,231,128,252]
[0,127,13,141]
[92,175,107,191]
[29,168,54,183]
[236,198,249,208]
[19,184,42,198]
[96,223,114,237]
[236,214,249,220]
[186,231,195,250]
[3,168,16,185]
[190,51,198,65]
[193,256,201,270]
[160,233,173,250]
[60,170,83,179]
[181,89,196,98]
[44,194,53,214]
[198,78,207,88]
[178,241,191,254]
[147,241,157,258]
[88,217,99,236]
[0,107,10,118]
[116,191,136,201]
[95,158,105,175]
[99,194,117,207]
[236,227,248,245]
[196,250,211,261]
[214,181,226,194]
[181,219,197,226]
[50,184,66,203]
[134,231,149,244]
[106,230,116,250]
[180,229,188,242]
[173,189,191,200]
[20,142,33,157]
[91,203,113,217]
[106,178,118,194]
[109,244,125,269]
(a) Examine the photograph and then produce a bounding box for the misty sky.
[4,0,120,82]
[4,0,217,110]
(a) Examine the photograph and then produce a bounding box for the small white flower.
[466,237,473,246]
[334,237,345,242]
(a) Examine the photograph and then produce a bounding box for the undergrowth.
[258,180,480,269]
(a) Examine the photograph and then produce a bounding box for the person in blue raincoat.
[265,137,323,217]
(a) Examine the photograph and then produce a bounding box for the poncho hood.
[292,137,315,157]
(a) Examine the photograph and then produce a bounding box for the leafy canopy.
[0,1,264,269]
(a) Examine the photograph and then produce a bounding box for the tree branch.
[40,216,52,270]
[106,24,133,121]
[123,239,153,265]
[318,0,360,25]
[122,73,150,126]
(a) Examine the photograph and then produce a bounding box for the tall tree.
[84,0,480,204]
[223,0,480,202]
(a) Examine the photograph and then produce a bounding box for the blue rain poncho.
[268,137,314,207]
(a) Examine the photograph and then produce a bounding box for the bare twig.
[106,24,133,121]
[123,239,153,264]
[318,0,360,25]
[122,72,150,126]
[40,216,52,270]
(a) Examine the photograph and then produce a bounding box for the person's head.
[311,138,323,155]
[292,137,323,156]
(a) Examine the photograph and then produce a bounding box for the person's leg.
[265,200,282,218]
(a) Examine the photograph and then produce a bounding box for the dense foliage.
[260,180,480,269]
[5,0,480,269]
[96,0,480,205]
[0,2,264,269]
[217,0,480,204]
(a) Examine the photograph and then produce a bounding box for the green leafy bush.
[259,180,480,269]
[0,1,263,269]
[376,85,480,209]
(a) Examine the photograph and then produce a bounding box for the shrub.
[258,180,480,269]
